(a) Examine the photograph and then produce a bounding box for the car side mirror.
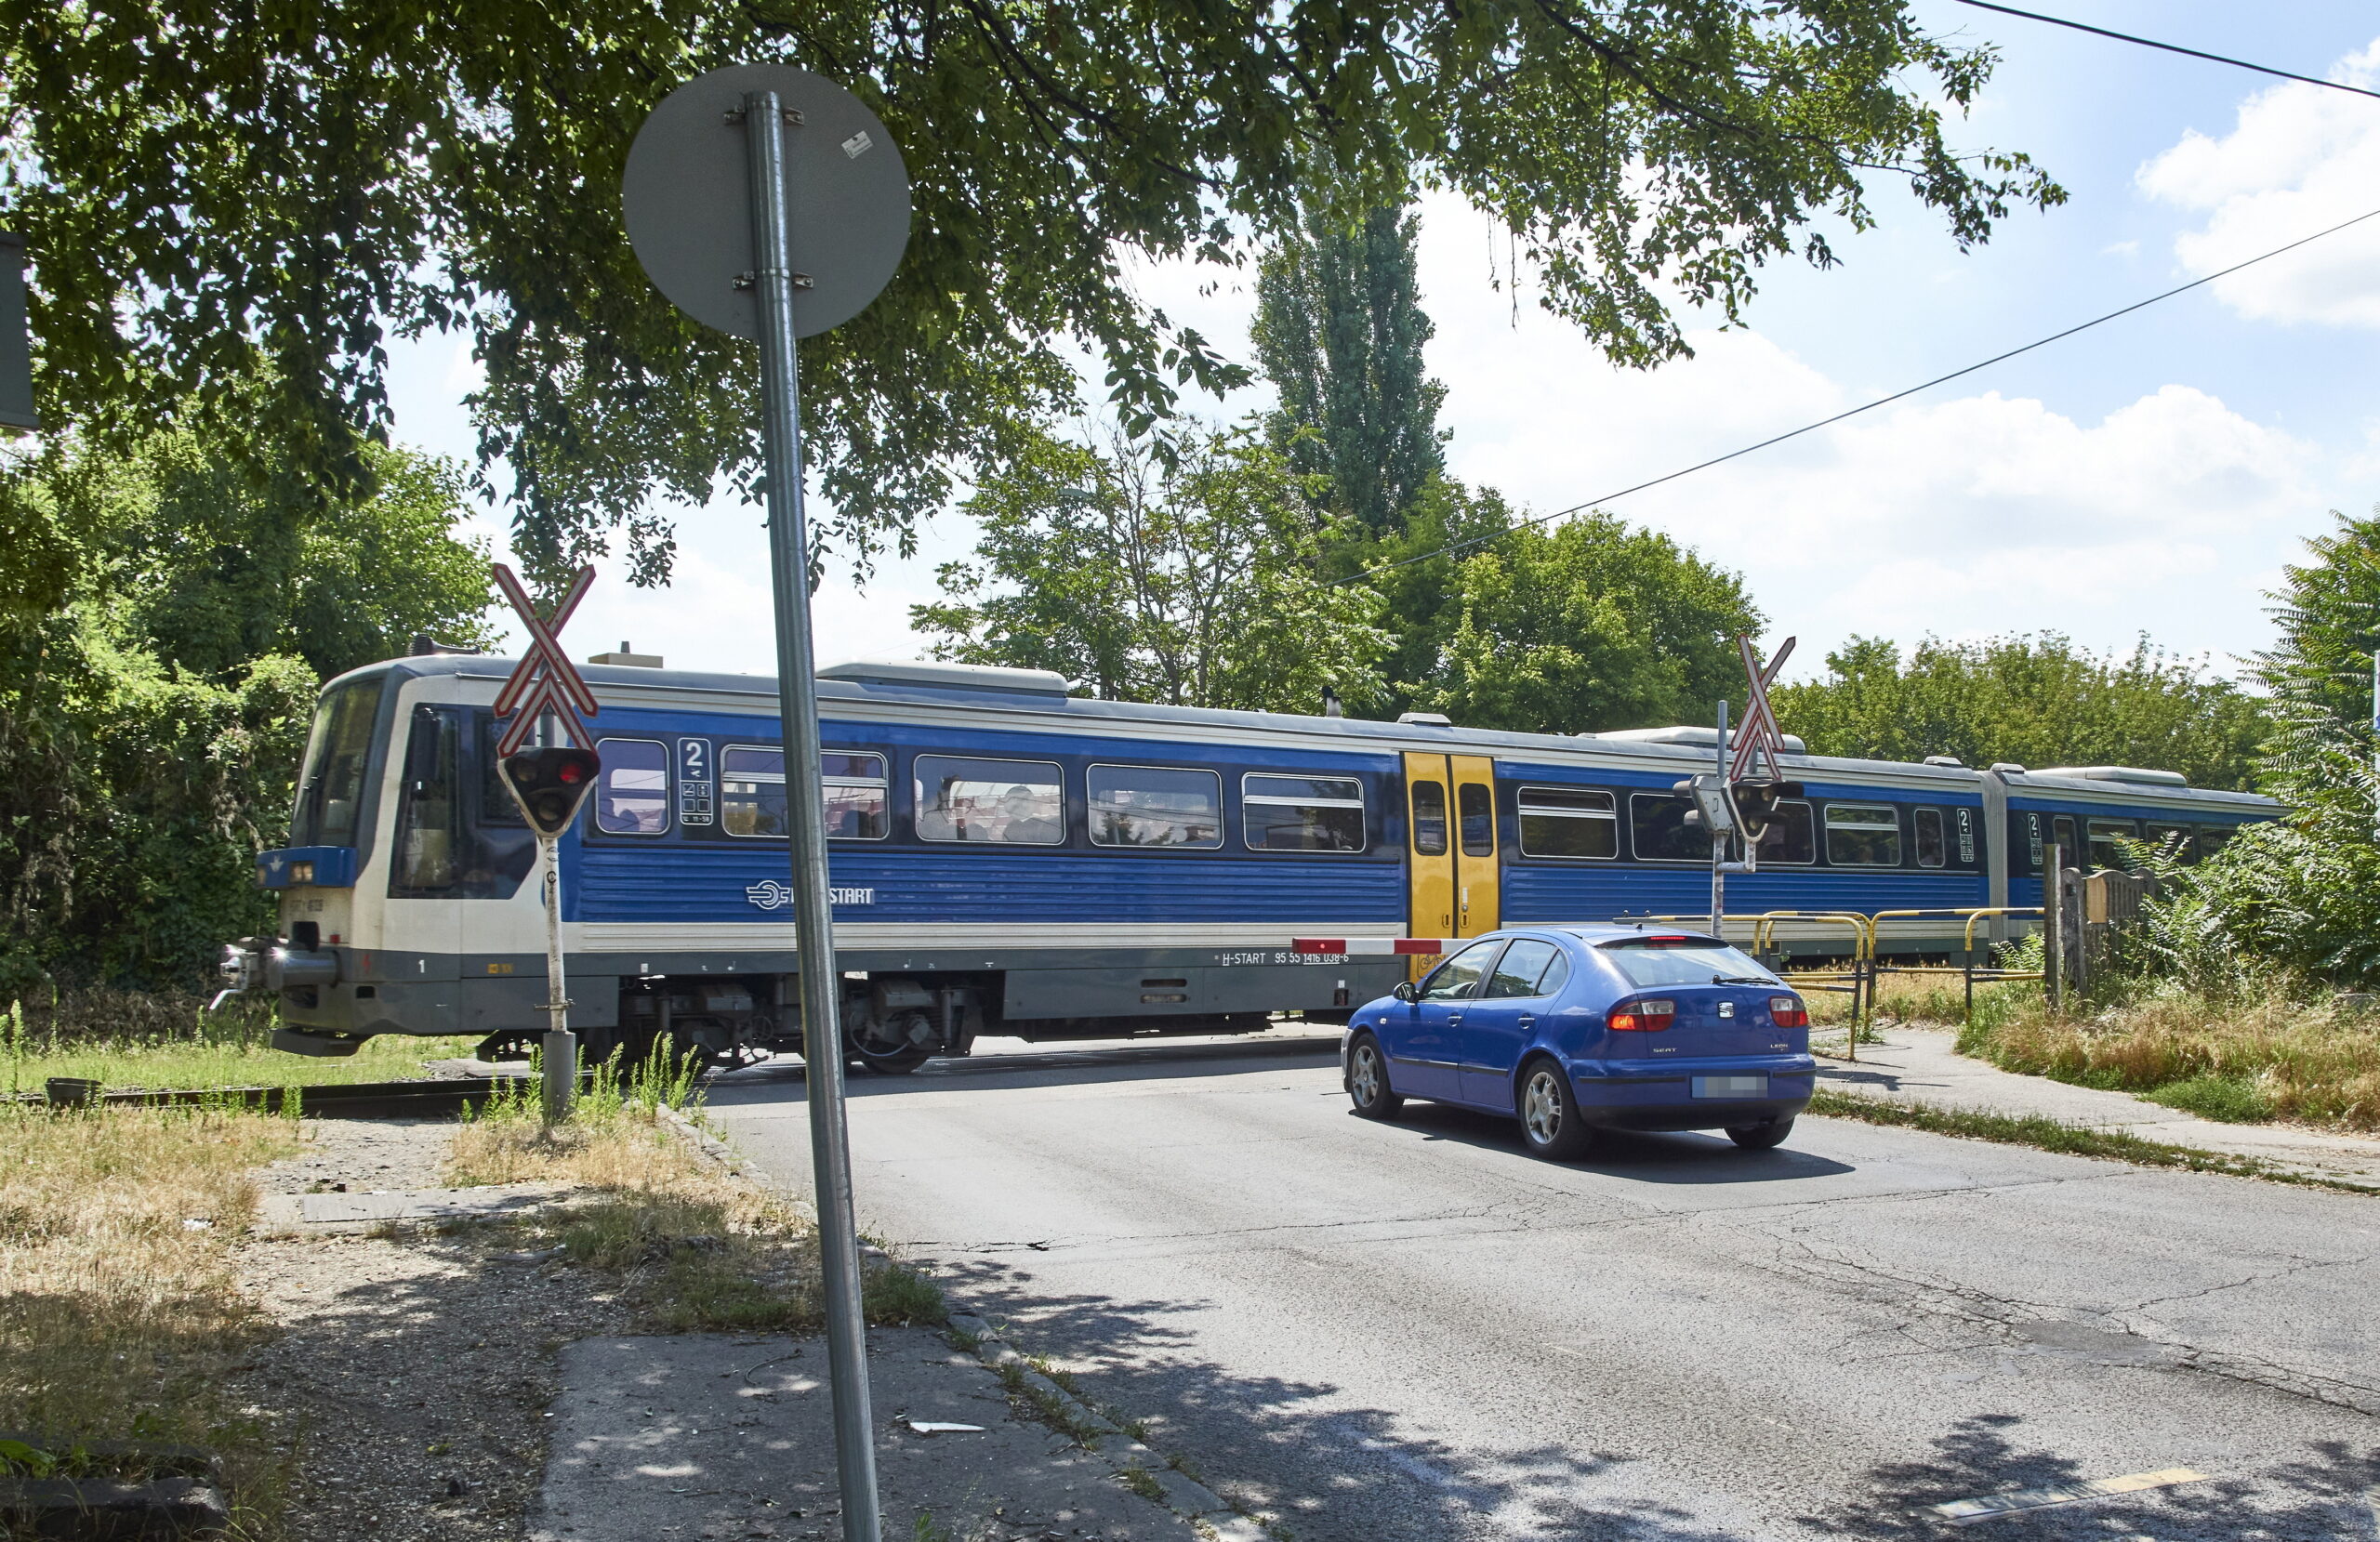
[1391,982,1418,1004]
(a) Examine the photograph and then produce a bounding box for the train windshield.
[290,675,388,847]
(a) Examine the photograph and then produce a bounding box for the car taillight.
[1607,998,1675,1032]
[1769,995,1808,1028]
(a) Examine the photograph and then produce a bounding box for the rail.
[1748,913,1877,1062]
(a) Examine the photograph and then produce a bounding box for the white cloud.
[1408,193,2323,672]
[2136,38,2380,326]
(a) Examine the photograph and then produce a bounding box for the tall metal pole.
[743,87,880,1542]
[536,709,575,1123]
[1711,699,1729,938]
[539,836,574,1123]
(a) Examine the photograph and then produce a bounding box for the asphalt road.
[705,1033,2380,1541]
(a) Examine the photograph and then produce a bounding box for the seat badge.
[1717,1001,1735,1018]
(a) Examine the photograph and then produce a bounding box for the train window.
[478,716,522,824]
[824,752,889,840]
[1753,801,1816,864]
[2087,818,2138,871]
[721,745,788,837]
[2199,824,2234,860]
[391,705,461,891]
[291,674,387,847]
[594,739,671,835]
[1824,804,1902,866]
[1088,765,1222,848]
[1459,783,1495,857]
[1517,787,1618,860]
[1914,808,1946,868]
[1629,793,1708,863]
[2052,816,2080,866]
[917,755,1065,843]
[390,706,536,899]
[2145,822,2193,863]
[1243,773,1367,852]
[1408,780,1448,856]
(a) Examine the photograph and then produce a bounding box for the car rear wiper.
[1711,974,1778,985]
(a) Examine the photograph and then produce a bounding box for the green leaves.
[3,0,2057,585]
[1772,633,2269,789]
[1402,509,1765,734]
[911,421,1391,715]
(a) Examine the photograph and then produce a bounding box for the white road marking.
[1933,1468,2207,1525]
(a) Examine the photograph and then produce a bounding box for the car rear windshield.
[1598,937,1778,987]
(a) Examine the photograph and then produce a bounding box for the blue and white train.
[219,652,2280,1069]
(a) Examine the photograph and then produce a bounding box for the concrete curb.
[945,1311,1268,1542]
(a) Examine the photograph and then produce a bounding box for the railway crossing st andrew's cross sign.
[493,562,600,757]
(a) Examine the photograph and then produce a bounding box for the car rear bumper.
[1567,1060,1814,1131]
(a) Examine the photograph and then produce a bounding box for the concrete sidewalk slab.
[531,1327,1197,1542]
[1817,1026,2380,1184]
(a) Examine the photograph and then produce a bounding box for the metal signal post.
[492,563,602,1126]
[623,64,910,1539]
[741,86,880,1542]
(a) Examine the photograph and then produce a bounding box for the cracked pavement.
[703,1033,2380,1541]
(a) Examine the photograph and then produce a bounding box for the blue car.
[1340,925,1817,1159]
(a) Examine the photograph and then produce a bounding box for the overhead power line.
[1953,0,2380,102]
[1337,201,2380,587]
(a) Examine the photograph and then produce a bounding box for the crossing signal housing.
[501,746,602,836]
[1733,779,1804,841]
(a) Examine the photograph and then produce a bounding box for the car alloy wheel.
[1523,1069,1565,1145]
[1347,1035,1403,1119]
[1518,1060,1593,1160]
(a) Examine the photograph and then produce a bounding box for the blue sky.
[391,1,2380,690]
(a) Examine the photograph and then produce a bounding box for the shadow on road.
[938,1256,1760,1542]
[1798,1412,2380,1539]
[700,1033,1343,1107]
[1386,1099,1858,1185]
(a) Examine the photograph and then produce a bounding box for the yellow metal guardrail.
[1604,906,2050,1058]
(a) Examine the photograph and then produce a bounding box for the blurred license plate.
[1692,1075,1768,1099]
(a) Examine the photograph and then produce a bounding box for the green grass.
[1805,1088,2374,1194]
[0,1032,478,1095]
[2139,1074,2276,1124]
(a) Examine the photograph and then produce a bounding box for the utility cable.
[1331,201,2380,587]
[1953,0,2380,102]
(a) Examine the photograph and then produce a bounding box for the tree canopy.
[3,1,2057,586]
[1407,510,1765,734]
[0,428,496,988]
[1772,634,2269,790]
[911,422,1387,715]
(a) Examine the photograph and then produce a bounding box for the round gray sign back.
[623,63,911,340]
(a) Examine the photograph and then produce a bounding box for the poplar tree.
[1251,202,1447,536]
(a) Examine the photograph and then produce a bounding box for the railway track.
[13,1074,549,1118]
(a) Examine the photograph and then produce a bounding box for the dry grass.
[450,1069,945,1334]
[1960,984,2380,1131]
[0,1101,300,1534]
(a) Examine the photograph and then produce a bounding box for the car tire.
[1726,1116,1794,1151]
[1346,1034,1404,1120]
[1517,1058,1594,1161]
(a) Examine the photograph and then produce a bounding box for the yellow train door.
[1407,752,1501,942]
[1450,754,1501,936]
[1403,752,1455,941]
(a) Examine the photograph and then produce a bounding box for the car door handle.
[1448,1013,1463,1027]
[1517,1014,1536,1028]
